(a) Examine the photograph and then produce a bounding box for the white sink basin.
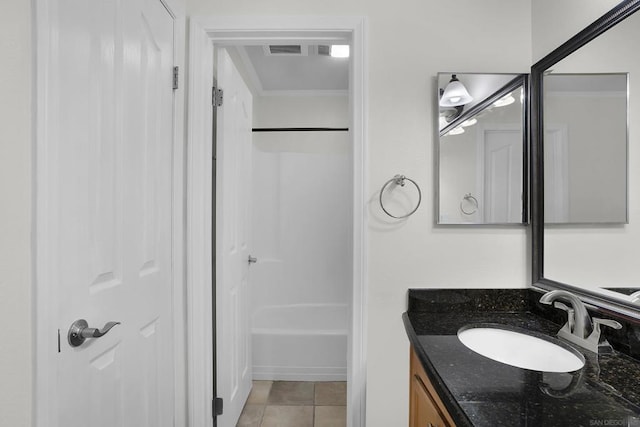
[457,325,585,373]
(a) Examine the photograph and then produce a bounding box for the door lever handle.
[248,255,257,264]
[68,319,121,347]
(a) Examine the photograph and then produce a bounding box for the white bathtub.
[252,303,348,381]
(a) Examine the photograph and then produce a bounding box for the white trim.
[186,15,368,427]
[168,2,188,426]
[33,1,187,426]
[475,124,486,224]
[186,18,215,427]
[34,1,56,424]
[260,89,349,97]
[253,367,347,382]
[347,17,368,427]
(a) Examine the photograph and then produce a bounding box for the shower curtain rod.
[252,127,349,132]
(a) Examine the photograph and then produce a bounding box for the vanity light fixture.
[461,118,477,127]
[440,74,474,107]
[494,92,515,107]
[448,127,465,135]
[330,45,350,58]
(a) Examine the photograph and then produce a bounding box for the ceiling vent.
[317,45,331,56]
[264,45,307,56]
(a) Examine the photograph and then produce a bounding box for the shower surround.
[250,132,351,381]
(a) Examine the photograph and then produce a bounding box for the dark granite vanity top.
[404,289,640,427]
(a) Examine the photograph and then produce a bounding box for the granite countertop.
[404,289,640,427]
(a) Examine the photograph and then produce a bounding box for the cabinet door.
[409,346,455,427]
[410,374,449,427]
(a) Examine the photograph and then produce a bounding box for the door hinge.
[213,397,223,417]
[212,87,223,107]
[173,66,179,90]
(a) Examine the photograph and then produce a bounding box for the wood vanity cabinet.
[409,346,456,427]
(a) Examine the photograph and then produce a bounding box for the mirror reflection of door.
[481,127,523,223]
[543,126,569,223]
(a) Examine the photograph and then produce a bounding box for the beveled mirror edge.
[530,0,640,321]
[435,73,530,226]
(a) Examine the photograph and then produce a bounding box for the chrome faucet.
[539,290,622,353]
[540,290,593,339]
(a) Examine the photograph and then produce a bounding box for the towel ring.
[460,193,479,215]
[379,174,422,219]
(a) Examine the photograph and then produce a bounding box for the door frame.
[33,0,187,425]
[186,16,369,427]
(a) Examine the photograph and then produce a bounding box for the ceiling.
[232,44,349,95]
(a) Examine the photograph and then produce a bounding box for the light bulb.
[494,93,515,107]
[330,45,349,58]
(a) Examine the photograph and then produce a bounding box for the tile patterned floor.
[237,381,347,427]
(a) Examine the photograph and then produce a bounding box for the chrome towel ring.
[379,174,422,219]
[460,193,479,215]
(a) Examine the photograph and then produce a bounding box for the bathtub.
[252,303,348,381]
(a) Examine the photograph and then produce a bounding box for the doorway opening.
[186,17,368,427]
[230,41,351,426]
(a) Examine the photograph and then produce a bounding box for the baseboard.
[253,365,347,382]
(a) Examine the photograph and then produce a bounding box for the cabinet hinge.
[213,397,223,417]
[173,66,179,90]
[212,87,223,107]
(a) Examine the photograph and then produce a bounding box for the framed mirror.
[436,73,529,225]
[531,0,640,317]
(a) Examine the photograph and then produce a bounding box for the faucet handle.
[592,318,622,331]
[588,318,622,354]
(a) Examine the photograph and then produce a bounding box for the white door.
[483,129,523,222]
[45,0,175,426]
[216,48,254,427]
[544,127,569,222]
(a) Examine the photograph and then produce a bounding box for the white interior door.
[45,0,175,425]
[216,48,253,427]
[482,129,523,223]
[544,127,570,222]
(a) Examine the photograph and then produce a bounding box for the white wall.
[189,1,532,425]
[0,1,32,426]
[531,0,620,62]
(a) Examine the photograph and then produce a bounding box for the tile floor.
[236,381,347,427]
